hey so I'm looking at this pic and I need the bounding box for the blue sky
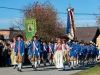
[0,0,100,29]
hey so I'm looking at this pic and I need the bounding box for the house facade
[0,28,23,41]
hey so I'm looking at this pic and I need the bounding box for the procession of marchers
[0,34,100,72]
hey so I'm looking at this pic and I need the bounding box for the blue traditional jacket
[14,40,25,56]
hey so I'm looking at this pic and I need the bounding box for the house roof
[76,27,99,43]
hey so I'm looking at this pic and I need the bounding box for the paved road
[0,62,99,75]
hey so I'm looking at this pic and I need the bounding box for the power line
[0,6,22,10]
[0,6,100,15]
[58,12,100,15]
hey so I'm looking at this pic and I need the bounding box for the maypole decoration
[66,7,76,40]
[24,18,37,41]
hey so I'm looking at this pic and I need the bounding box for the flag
[66,8,76,40]
[24,18,37,41]
[66,11,70,34]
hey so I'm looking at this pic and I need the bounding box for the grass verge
[72,65,100,75]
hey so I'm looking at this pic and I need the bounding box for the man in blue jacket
[70,40,77,69]
[78,42,86,65]
[91,43,97,63]
[75,40,80,66]
[14,35,25,72]
[47,41,54,65]
[42,41,48,66]
[30,36,41,70]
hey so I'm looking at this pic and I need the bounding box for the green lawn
[73,65,100,75]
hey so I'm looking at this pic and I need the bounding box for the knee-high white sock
[63,64,66,69]
[78,60,80,64]
[86,60,88,64]
[92,58,94,63]
[43,60,46,64]
[94,58,96,62]
[91,58,92,63]
[74,61,77,67]
[30,60,32,64]
[96,57,98,62]
[97,56,99,60]
[98,55,100,60]
[80,60,82,63]
[18,63,20,68]
[71,61,73,68]
[35,61,37,68]
[49,59,52,64]
[96,57,97,61]
[19,63,22,70]
[38,60,40,65]
[89,59,91,64]
[32,61,35,65]
[87,60,89,63]
[77,60,78,65]
[82,60,84,64]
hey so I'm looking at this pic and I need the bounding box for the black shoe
[86,63,88,65]
[19,69,22,72]
[37,64,40,67]
[63,68,66,71]
[13,66,16,69]
[32,65,35,69]
[21,66,23,69]
[49,62,52,66]
[44,64,46,66]
[68,62,71,68]
[74,66,76,67]
[34,67,37,70]
[32,65,33,68]
[82,63,84,65]
[71,67,73,69]
[17,68,19,71]
[50,64,52,66]
[13,65,17,69]
[58,68,62,71]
